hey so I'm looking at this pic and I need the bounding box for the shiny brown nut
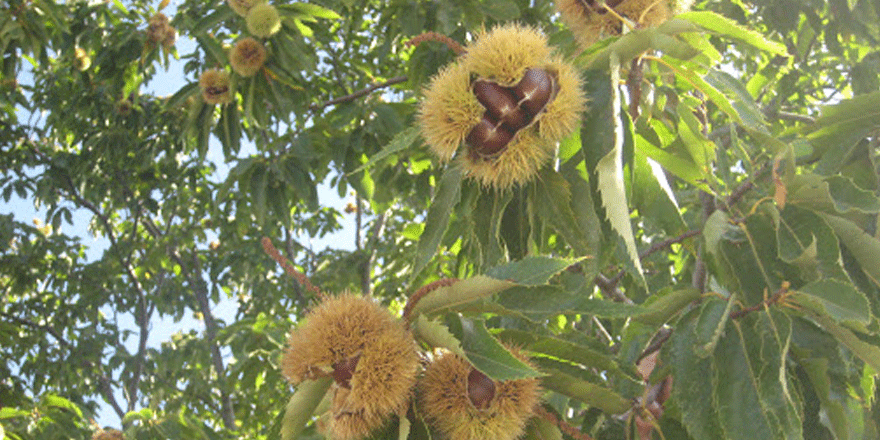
[466,117,514,157]
[472,80,529,130]
[513,68,554,117]
[467,368,496,409]
[331,354,360,389]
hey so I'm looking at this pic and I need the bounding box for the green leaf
[412,315,465,357]
[822,214,880,287]
[250,164,268,225]
[41,394,82,418]
[529,168,594,256]
[287,2,341,19]
[825,175,880,214]
[800,358,854,440]
[632,287,701,326]
[219,102,241,156]
[191,8,233,35]
[411,165,463,282]
[0,408,30,419]
[693,297,734,358]
[810,313,880,376]
[459,318,542,381]
[665,308,724,440]
[408,275,514,318]
[484,256,584,286]
[677,11,787,55]
[349,126,419,175]
[494,285,650,321]
[537,360,631,414]
[704,69,768,133]
[595,54,644,284]
[281,377,332,440]
[794,279,872,325]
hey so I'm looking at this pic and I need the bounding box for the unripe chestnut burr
[472,80,529,130]
[466,117,514,158]
[514,68,555,116]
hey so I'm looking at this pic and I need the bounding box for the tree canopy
[2,0,880,439]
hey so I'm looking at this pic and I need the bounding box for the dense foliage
[2,0,880,439]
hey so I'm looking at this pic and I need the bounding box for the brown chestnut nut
[467,368,496,409]
[466,117,514,157]
[514,68,554,117]
[472,80,528,130]
[332,354,361,389]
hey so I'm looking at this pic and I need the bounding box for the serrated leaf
[537,361,631,414]
[530,168,594,256]
[799,358,853,440]
[219,102,241,156]
[412,315,465,357]
[499,329,642,383]
[281,377,332,440]
[632,287,701,325]
[665,308,723,440]
[493,285,650,322]
[678,11,787,55]
[794,279,872,325]
[349,126,420,175]
[409,275,514,318]
[825,175,880,213]
[693,297,734,358]
[459,318,542,381]
[822,214,880,287]
[704,69,768,133]
[596,54,644,284]
[811,313,880,372]
[41,394,82,418]
[484,256,584,286]
[411,166,463,282]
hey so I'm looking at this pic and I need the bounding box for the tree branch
[309,76,407,111]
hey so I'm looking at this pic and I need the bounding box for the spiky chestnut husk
[418,24,585,189]
[230,37,267,77]
[556,0,695,49]
[91,428,123,440]
[198,69,233,105]
[147,13,176,48]
[419,350,541,440]
[246,3,281,38]
[281,293,419,440]
[227,0,264,17]
[74,47,91,71]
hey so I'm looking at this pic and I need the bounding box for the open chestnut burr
[466,68,559,159]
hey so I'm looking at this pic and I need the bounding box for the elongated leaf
[281,378,332,440]
[494,285,650,321]
[41,394,83,418]
[712,321,782,440]
[794,279,871,325]
[411,166,463,282]
[822,214,880,287]
[678,11,787,55]
[811,313,880,372]
[349,126,420,175]
[825,175,880,214]
[484,256,584,286]
[632,287,701,325]
[693,297,734,358]
[537,360,631,414]
[665,308,723,440]
[800,358,855,440]
[287,2,342,19]
[459,318,542,381]
[530,168,593,256]
[412,315,465,357]
[704,69,768,133]
[408,275,514,318]
[596,53,645,284]
[499,329,642,383]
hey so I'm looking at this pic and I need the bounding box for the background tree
[1,0,879,439]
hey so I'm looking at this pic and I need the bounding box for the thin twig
[405,32,466,55]
[606,229,701,286]
[309,76,408,111]
[730,282,790,319]
[626,57,643,120]
[261,237,322,296]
